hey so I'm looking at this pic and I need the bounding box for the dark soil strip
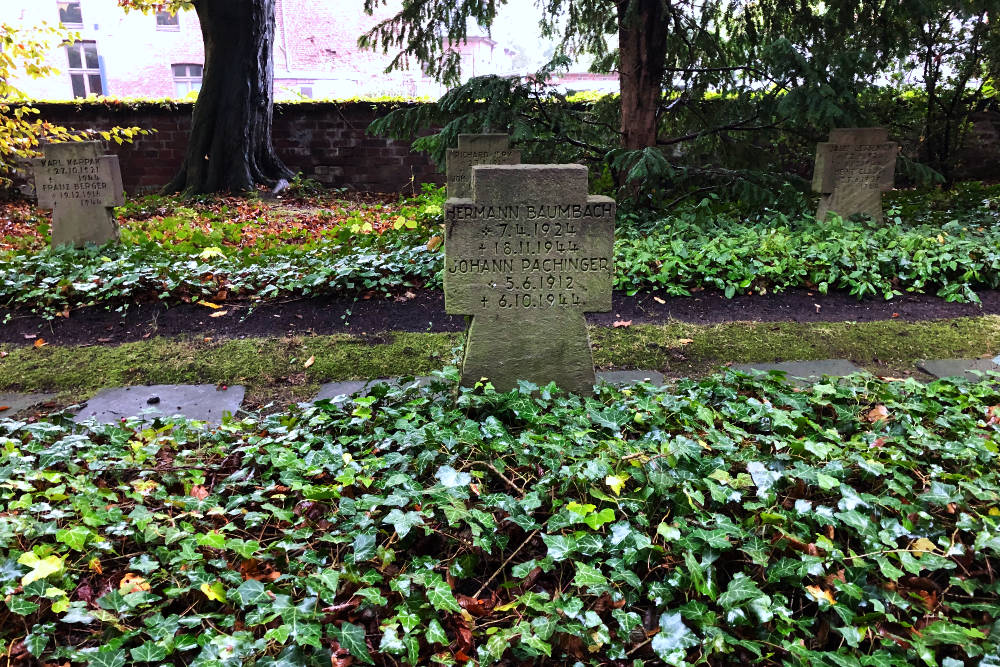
[3,288,999,347]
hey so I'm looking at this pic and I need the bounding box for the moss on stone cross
[33,141,124,247]
[813,128,898,223]
[444,164,615,395]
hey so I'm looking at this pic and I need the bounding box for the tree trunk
[165,0,293,195]
[617,0,669,150]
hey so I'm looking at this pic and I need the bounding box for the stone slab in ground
[0,392,58,417]
[73,384,245,425]
[596,370,665,386]
[733,360,865,383]
[916,358,1000,381]
[312,377,433,403]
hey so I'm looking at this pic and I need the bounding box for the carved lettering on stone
[445,134,521,199]
[813,128,897,223]
[32,141,124,247]
[445,164,614,395]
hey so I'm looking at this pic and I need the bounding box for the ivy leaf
[17,553,64,586]
[383,509,424,538]
[425,574,462,613]
[56,525,93,551]
[6,596,40,615]
[426,618,449,645]
[24,624,52,656]
[434,465,471,488]
[719,573,764,608]
[336,621,374,665]
[235,579,268,607]
[353,532,376,563]
[651,612,697,663]
[605,475,627,496]
[542,533,577,561]
[200,581,227,602]
[584,508,615,529]
[129,641,167,662]
[573,562,608,589]
[87,648,126,667]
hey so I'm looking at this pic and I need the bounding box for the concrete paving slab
[74,384,245,425]
[0,392,58,418]
[597,370,665,386]
[732,360,865,385]
[312,377,434,403]
[917,358,1000,382]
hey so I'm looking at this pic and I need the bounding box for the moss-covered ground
[3,315,999,410]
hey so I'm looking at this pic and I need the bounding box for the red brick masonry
[33,101,443,194]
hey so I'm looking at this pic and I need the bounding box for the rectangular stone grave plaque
[445,134,521,199]
[812,128,897,223]
[32,141,124,247]
[444,164,614,395]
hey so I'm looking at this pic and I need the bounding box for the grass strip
[3,316,999,404]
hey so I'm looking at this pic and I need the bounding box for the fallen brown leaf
[612,320,632,328]
[209,310,229,318]
[677,338,694,345]
[303,355,315,368]
[427,235,443,251]
[652,296,666,304]
[190,485,210,500]
[33,338,47,348]
[866,404,890,423]
[120,573,151,594]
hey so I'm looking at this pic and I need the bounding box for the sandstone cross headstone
[445,164,614,395]
[32,141,124,247]
[813,128,898,223]
[445,134,521,199]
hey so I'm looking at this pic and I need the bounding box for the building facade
[5,0,520,101]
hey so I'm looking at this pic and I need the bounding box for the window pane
[88,74,103,96]
[174,82,188,97]
[172,64,186,76]
[66,45,82,69]
[191,65,203,76]
[156,11,179,26]
[70,73,86,98]
[59,2,83,25]
[191,82,201,94]
[84,44,99,70]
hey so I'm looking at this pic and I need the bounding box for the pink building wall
[5,0,517,101]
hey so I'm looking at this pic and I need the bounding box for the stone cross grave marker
[445,164,615,395]
[813,127,898,223]
[32,141,124,247]
[445,133,521,199]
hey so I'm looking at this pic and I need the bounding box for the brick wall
[32,101,443,194]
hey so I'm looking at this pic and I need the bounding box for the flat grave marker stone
[445,134,521,199]
[32,141,124,247]
[74,384,245,426]
[813,128,897,223]
[917,358,1000,382]
[445,163,614,395]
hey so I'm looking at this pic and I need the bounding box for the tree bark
[617,0,669,150]
[165,0,293,195]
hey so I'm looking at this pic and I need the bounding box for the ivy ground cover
[2,370,999,665]
[6,183,1000,321]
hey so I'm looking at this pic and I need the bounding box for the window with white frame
[65,41,103,98]
[172,64,203,97]
[57,1,83,29]
[156,11,179,30]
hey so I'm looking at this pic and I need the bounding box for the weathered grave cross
[445,134,521,199]
[813,128,898,223]
[445,164,615,395]
[32,141,124,247]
